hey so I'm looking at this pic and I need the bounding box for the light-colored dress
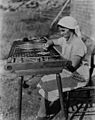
[37,35,89,102]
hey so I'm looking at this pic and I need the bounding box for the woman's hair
[70,29,76,35]
[57,25,75,34]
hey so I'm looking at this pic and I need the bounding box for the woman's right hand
[42,40,54,50]
[42,43,49,50]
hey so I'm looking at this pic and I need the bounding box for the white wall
[71,0,95,41]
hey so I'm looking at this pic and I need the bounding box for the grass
[0,1,95,120]
[0,9,51,59]
[0,3,70,120]
[0,2,70,59]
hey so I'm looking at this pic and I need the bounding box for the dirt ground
[0,0,95,120]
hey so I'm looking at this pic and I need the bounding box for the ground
[0,0,95,120]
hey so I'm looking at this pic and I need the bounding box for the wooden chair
[65,47,95,120]
[47,47,95,120]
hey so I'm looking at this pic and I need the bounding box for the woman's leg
[37,97,46,117]
[36,97,61,120]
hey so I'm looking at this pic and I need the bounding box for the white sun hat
[58,16,81,37]
[58,16,78,29]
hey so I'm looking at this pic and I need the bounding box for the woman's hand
[42,40,54,50]
[71,71,86,82]
[42,43,49,50]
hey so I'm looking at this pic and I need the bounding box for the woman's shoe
[35,116,48,120]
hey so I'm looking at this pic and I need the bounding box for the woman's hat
[58,16,81,37]
[58,16,78,29]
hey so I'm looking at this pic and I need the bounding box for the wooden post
[50,0,70,28]
[18,76,23,120]
[56,73,67,120]
[47,0,71,38]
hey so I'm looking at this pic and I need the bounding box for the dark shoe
[35,116,49,120]
[22,81,29,88]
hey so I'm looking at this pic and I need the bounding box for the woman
[36,16,89,120]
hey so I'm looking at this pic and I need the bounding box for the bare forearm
[46,40,54,46]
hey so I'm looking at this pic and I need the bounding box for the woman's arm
[44,37,65,49]
[67,55,82,72]
[46,40,54,46]
[71,55,82,70]
[43,40,54,50]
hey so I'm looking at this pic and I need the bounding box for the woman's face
[58,26,72,39]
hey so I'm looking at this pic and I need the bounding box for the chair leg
[70,103,84,120]
[79,103,88,120]
[56,73,67,119]
[65,91,70,120]
[18,76,23,120]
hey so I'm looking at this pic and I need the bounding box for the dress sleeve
[72,39,87,57]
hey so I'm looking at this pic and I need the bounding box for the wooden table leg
[18,76,23,120]
[56,73,67,120]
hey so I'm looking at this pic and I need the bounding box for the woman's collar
[66,34,74,44]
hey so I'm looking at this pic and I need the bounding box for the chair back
[89,47,95,85]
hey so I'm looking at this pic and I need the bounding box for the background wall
[71,0,95,41]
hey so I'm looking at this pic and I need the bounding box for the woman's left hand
[71,71,86,82]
